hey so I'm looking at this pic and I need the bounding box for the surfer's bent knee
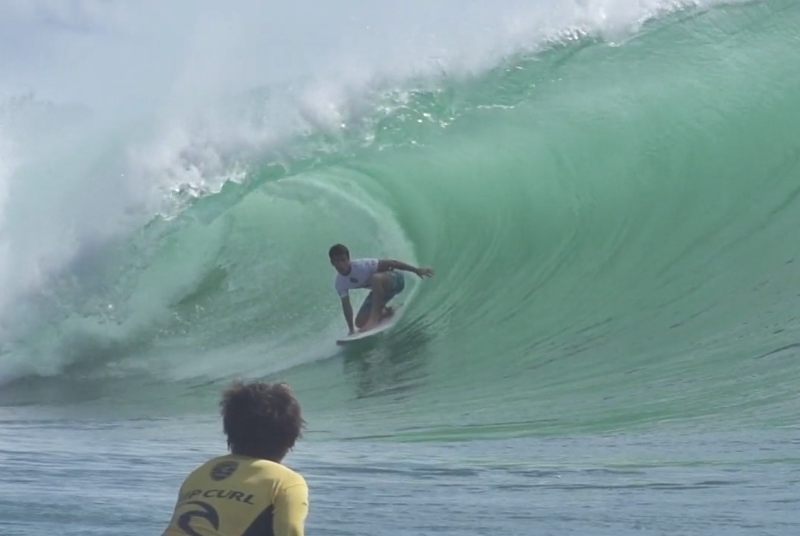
[371,272,391,294]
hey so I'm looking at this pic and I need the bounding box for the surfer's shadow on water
[339,321,435,400]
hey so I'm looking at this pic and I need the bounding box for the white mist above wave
[0,133,17,309]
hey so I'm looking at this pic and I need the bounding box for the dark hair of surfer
[328,243,349,259]
[220,381,305,462]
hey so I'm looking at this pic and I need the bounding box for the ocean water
[2,0,800,534]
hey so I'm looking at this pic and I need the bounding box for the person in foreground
[162,381,308,536]
[329,243,434,334]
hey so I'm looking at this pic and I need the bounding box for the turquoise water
[2,0,800,534]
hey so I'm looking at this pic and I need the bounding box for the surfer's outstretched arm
[340,296,355,334]
[377,259,435,278]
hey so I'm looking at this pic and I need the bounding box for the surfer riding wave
[328,244,434,334]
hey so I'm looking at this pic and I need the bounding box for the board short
[357,271,405,318]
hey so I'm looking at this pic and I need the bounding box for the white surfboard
[335,305,404,345]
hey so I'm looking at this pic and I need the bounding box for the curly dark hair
[220,381,305,462]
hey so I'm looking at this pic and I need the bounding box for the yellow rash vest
[162,455,309,536]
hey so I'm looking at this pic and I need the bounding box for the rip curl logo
[177,501,219,536]
[349,277,358,283]
[210,461,239,481]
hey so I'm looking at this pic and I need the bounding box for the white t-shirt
[335,258,379,298]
